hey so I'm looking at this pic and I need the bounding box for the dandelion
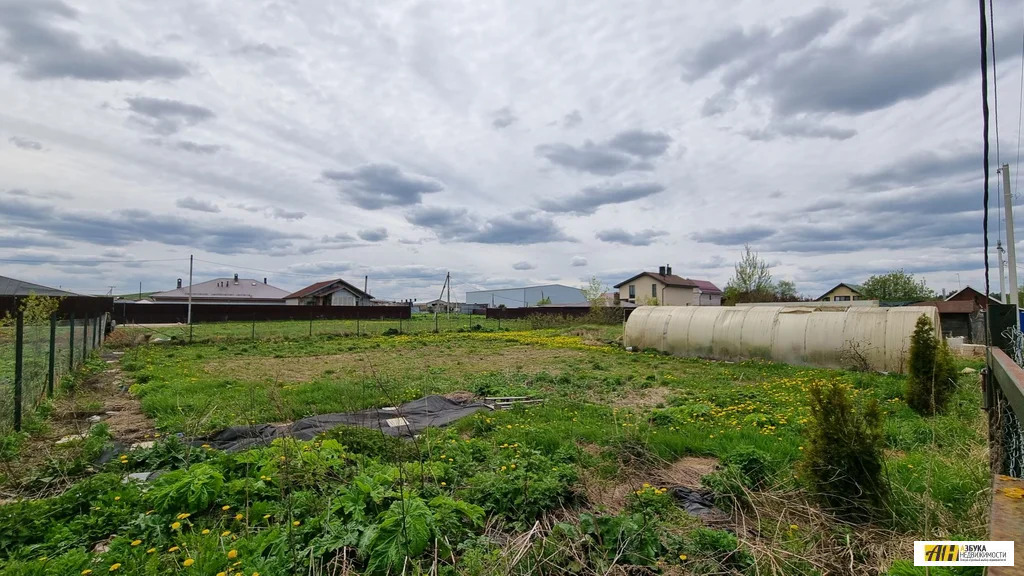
[82,570,93,575]
[679,554,687,561]
[293,520,301,526]
[146,548,156,554]
[201,529,210,535]
[262,514,271,519]
[221,531,231,536]
[177,513,191,520]
[234,513,243,521]
[222,505,231,511]
[217,573,227,576]
[183,558,194,567]
[500,466,507,471]
[227,550,238,559]
[169,546,180,552]
[789,524,799,530]
[130,539,142,546]
[109,564,121,572]
[114,497,121,501]
[440,482,447,486]
[171,522,182,530]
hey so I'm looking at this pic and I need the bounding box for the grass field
[0,323,990,575]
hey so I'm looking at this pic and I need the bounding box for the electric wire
[982,0,993,329]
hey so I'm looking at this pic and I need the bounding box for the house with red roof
[284,278,373,306]
[613,265,722,306]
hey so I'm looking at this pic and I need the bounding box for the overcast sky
[0,0,1019,300]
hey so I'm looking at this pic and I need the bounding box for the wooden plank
[990,474,1024,576]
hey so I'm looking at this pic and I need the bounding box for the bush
[906,315,958,415]
[800,381,886,519]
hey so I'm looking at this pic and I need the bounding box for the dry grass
[610,386,674,409]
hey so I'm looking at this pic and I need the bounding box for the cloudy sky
[0,0,1019,300]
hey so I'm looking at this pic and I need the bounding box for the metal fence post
[82,314,88,360]
[68,313,75,370]
[13,310,24,432]
[47,312,56,397]
[309,309,314,337]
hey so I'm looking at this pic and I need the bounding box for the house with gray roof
[150,274,290,304]
[0,275,77,297]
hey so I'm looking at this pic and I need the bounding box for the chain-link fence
[0,312,108,433]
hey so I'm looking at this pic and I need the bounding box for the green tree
[905,314,958,415]
[581,276,608,307]
[799,381,886,519]
[536,296,552,306]
[723,245,799,304]
[861,269,934,301]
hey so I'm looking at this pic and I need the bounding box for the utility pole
[363,275,368,304]
[187,254,193,325]
[999,242,1008,303]
[1004,164,1018,306]
[446,272,451,320]
[138,281,142,300]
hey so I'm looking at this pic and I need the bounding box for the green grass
[0,324,992,575]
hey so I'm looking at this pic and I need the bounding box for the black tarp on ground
[196,395,492,452]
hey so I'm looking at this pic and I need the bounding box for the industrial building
[465,284,586,308]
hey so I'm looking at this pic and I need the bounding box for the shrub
[146,462,225,514]
[799,381,886,519]
[906,315,958,415]
[723,446,774,489]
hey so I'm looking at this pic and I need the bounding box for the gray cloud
[175,196,220,213]
[571,256,588,267]
[358,227,388,242]
[536,129,673,175]
[595,228,668,246]
[145,138,222,154]
[9,136,43,150]
[512,261,536,270]
[692,225,774,245]
[849,149,979,190]
[701,95,737,117]
[492,106,517,129]
[684,7,1001,119]
[287,261,353,276]
[323,163,444,209]
[742,117,856,141]
[126,97,215,135]
[538,181,665,214]
[562,110,583,128]
[607,130,673,158]
[0,1,189,82]
[0,234,67,249]
[270,207,306,221]
[233,43,295,58]
[406,207,573,244]
[2,197,301,254]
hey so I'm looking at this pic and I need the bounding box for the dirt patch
[609,386,673,409]
[582,455,720,515]
[204,346,586,383]
[443,391,479,403]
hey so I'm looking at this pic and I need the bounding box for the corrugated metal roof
[285,279,372,300]
[151,278,290,301]
[614,272,719,291]
[0,275,78,296]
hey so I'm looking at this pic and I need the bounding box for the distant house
[614,266,722,306]
[284,278,373,306]
[0,275,77,297]
[944,286,1001,309]
[913,286,998,343]
[465,284,586,308]
[151,274,290,304]
[817,283,867,302]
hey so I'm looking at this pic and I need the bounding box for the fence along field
[1,296,109,432]
[0,305,991,575]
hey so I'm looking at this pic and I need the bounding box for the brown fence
[0,295,113,318]
[485,306,635,320]
[113,302,411,324]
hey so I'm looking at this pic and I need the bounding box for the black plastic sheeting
[669,486,718,518]
[195,395,492,452]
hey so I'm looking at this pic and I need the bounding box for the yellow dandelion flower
[222,505,231,511]
[183,558,194,567]
[679,554,687,561]
[146,548,156,554]
[82,570,93,575]
[293,520,301,526]
[440,482,447,486]
[201,529,210,535]
[221,530,231,536]
[227,549,238,559]
[217,573,227,576]
[234,513,243,521]
[169,546,180,552]
[109,564,121,572]
[262,514,271,519]
[114,497,121,501]
[789,524,799,530]
[130,539,142,546]
[170,522,181,530]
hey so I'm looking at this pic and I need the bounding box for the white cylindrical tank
[623,305,940,373]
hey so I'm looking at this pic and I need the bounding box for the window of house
[652,284,658,298]
[834,295,851,301]
[628,284,635,298]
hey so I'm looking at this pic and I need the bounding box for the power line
[192,258,338,278]
[1015,0,1024,202]
[982,0,992,313]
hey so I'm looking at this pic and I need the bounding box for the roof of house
[152,278,290,300]
[0,275,78,297]
[613,272,721,293]
[816,283,866,300]
[465,284,584,293]
[284,278,372,300]
[913,300,977,314]
[945,286,1001,304]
